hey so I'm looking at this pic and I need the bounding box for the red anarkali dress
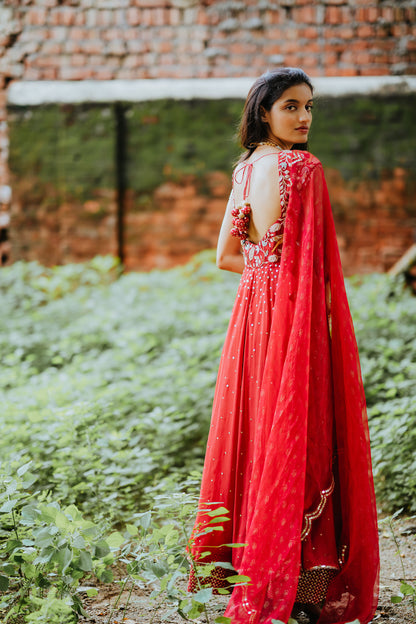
[188,151,379,624]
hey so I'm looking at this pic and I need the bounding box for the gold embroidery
[338,544,348,567]
[301,475,335,540]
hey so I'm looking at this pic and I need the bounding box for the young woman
[188,68,379,624]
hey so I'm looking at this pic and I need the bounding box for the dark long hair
[238,68,314,163]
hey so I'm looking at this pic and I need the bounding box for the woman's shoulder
[281,149,322,170]
[232,150,323,180]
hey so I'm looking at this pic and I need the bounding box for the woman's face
[262,83,313,149]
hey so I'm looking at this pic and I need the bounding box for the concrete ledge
[7,76,416,106]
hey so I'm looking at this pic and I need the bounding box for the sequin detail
[295,567,339,604]
[301,475,335,540]
[234,151,305,269]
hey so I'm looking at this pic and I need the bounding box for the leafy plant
[0,462,115,623]
[106,483,246,623]
[379,509,416,618]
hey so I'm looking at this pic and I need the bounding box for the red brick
[25,7,48,26]
[381,7,394,22]
[302,55,318,69]
[367,7,380,22]
[337,67,359,77]
[69,27,88,40]
[159,53,175,66]
[133,0,165,6]
[392,24,410,37]
[360,66,390,76]
[354,51,373,65]
[51,7,76,26]
[357,25,375,38]
[60,66,94,79]
[299,26,319,38]
[41,41,62,55]
[102,28,122,41]
[169,7,181,26]
[71,53,88,67]
[293,5,317,24]
[405,7,416,22]
[74,12,86,26]
[264,9,280,25]
[325,6,341,25]
[84,40,105,55]
[126,7,141,26]
[97,10,113,27]
[304,41,320,53]
[40,67,58,79]
[141,9,153,26]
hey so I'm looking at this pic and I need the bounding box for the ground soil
[79,512,416,624]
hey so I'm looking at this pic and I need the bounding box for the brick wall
[1,0,416,271]
[7,96,416,275]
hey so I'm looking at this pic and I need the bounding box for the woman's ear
[260,105,269,124]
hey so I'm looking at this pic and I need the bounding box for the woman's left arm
[216,192,245,274]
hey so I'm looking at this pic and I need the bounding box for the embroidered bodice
[232,151,306,269]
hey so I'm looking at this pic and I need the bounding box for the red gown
[188,151,379,624]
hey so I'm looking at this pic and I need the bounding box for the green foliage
[345,274,416,512]
[8,100,242,202]
[0,254,415,621]
[311,95,416,181]
[0,252,239,524]
[1,255,415,526]
[108,487,244,623]
[8,105,115,202]
[0,462,114,623]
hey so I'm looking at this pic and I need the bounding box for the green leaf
[78,550,93,572]
[93,540,110,558]
[391,594,404,603]
[192,587,213,603]
[126,523,139,536]
[72,534,86,549]
[97,568,113,583]
[215,617,232,624]
[216,588,231,595]
[86,587,99,597]
[21,563,36,579]
[206,506,229,518]
[139,511,152,530]
[17,461,33,477]
[400,581,415,595]
[54,546,73,573]
[33,528,55,548]
[106,531,125,549]
[223,543,248,548]
[0,575,9,591]
[226,574,251,584]
[209,516,230,524]
[0,499,17,514]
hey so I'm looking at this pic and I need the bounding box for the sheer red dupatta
[223,154,380,624]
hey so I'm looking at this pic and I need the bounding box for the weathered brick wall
[1,0,416,272]
[7,96,416,275]
[1,0,415,86]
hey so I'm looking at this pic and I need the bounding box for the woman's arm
[216,192,245,274]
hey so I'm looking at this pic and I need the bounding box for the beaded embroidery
[231,151,306,269]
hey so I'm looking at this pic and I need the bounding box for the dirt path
[79,513,416,624]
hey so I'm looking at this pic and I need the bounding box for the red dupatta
[221,154,379,623]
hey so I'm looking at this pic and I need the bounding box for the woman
[188,68,379,624]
